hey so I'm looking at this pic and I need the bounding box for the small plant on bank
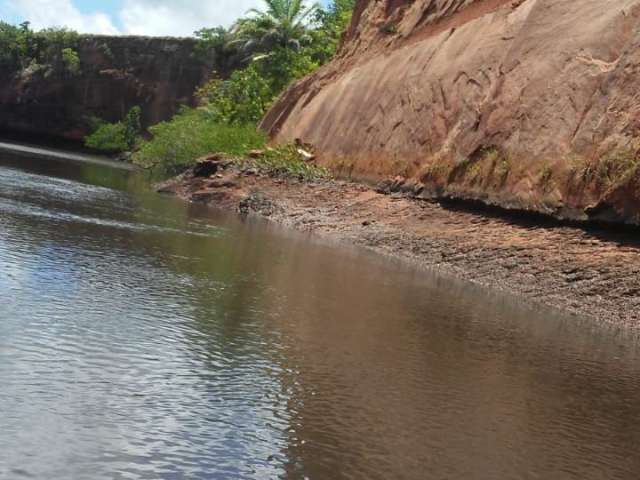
[594,149,639,189]
[539,163,553,187]
[250,144,330,180]
[132,108,267,175]
[85,106,142,153]
[494,157,511,185]
[572,148,639,190]
[85,122,129,152]
[421,157,453,183]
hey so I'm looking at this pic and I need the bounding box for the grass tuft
[245,145,331,180]
[571,148,639,190]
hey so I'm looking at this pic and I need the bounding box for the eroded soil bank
[159,159,640,328]
[262,0,640,226]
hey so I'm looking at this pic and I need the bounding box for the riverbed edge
[157,158,640,329]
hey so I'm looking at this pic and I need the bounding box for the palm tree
[230,0,320,60]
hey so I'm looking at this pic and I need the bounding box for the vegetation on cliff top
[0,22,80,77]
[128,0,354,176]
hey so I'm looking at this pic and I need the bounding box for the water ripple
[1,159,640,480]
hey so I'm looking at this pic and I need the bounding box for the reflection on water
[1,149,639,480]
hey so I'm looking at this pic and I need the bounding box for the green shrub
[0,22,80,76]
[123,106,142,147]
[85,106,142,153]
[132,108,266,174]
[197,66,273,124]
[574,149,640,189]
[196,47,318,126]
[61,47,80,74]
[132,0,356,177]
[307,0,355,64]
[34,27,79,74]
[194,26,238,72]
[0,22,30,70]
[85,122,129,152]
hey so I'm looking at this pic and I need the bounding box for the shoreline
[0,140,135,170]
[159,158,640,328]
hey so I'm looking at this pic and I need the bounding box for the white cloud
[4,0,119,34]
[3,0,317,37]
[119,0,263,37]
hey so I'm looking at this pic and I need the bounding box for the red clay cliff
[262,0,640,225]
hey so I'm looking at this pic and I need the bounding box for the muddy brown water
[1,146,640,480]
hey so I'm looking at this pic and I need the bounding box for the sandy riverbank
[159,158,640,328]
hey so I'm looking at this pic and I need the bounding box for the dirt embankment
[261,0,640,226]
[159,158,640,328]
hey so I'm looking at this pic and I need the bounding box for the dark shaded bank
[159,159,640,327]
[0,35,210,142]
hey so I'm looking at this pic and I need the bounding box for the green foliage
[258,46,319,92]
[61,47,80,74]
[194,26,239,72]
[98,42,114,61]
[138,0,355,176]
[198,67,273,124]
[569,149,640,190]
[123,106,142,148]
[192,0,353,126]
[0,22,31,70]
[132,108,267,174]
[195,27,229,55]
[231,0,320,60]
[85,122,130,153]
[34,27,79,67]
[85,107,142,153]
[495,157,511,185]
[0,22,80,76]
[196,46,319,124]
[306,0,355,64]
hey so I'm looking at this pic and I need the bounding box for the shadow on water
[1,149,640,479]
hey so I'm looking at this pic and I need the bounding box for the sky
[0,0,304,37]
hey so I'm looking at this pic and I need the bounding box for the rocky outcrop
[262,0,640,225]
[0,35,209,142]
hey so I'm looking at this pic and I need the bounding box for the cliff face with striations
[263,0,640,225]
[0,35,209,142]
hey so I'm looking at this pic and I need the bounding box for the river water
[1,147,639,480]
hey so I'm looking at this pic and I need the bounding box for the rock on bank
[262,0,640,225]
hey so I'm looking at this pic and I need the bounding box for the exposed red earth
[262,0,640,225]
